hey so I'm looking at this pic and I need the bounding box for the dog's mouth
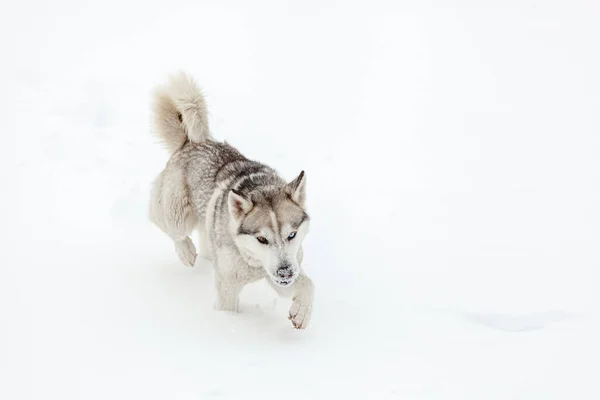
[271,275,297,287]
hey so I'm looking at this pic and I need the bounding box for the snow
[2,0,600,398]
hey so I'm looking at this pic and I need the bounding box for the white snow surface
[2,0,600,399]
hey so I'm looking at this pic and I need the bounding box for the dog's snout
[276,266,293,279]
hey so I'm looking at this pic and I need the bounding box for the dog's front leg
[214,272,243,312]
[269,273,314,329]
[214,253,265,312]
[288,274,314,329]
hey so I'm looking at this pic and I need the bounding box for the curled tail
[152,72,212,153]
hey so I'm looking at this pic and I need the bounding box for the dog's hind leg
[149,168,198,267]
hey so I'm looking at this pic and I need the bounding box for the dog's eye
[256,236,269,245]
[288,231,297,240]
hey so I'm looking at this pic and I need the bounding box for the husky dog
[148,73,313,329]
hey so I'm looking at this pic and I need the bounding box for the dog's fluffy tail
[152,72,211,153]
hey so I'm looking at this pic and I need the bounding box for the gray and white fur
[149,72,313,329]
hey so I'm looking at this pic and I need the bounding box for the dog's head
[228,171,309,287]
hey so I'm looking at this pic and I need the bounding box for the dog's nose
[276,267,293,279]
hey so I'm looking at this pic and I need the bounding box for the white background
[1,0,599,398]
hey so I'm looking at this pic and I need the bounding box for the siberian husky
[148,73,313,329]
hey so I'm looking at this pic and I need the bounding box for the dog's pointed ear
[228,189,253,220]
[285,170,306,207]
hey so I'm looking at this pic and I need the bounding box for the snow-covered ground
[2,1,599,398]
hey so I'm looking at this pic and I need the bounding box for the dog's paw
[175,237,197,267]
[289,296,312,329]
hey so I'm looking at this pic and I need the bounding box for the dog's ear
[285,170,306,207]
[228,189,253,220]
